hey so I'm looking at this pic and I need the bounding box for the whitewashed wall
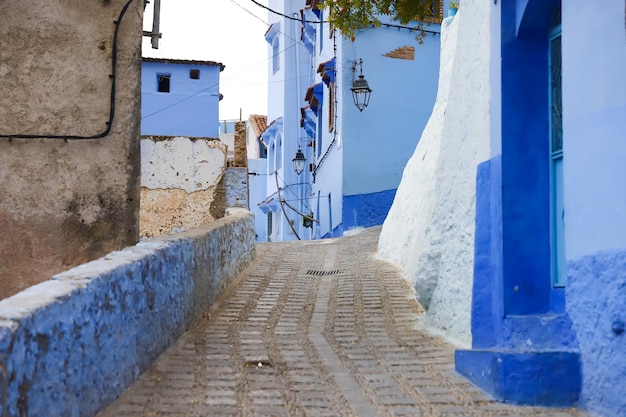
[377,0,492,346]
[140,136,227,237]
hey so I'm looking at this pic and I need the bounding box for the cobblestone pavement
[98,227,589,417]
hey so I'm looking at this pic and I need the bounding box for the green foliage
[319,0,439,41]
[449,0,459,9]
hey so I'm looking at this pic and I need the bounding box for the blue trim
[456,1,581,407]
[313,83,323,114]
[455,350,580,406]
[470,158,503,349]
[302,107,317,137]
[320,59,335,86]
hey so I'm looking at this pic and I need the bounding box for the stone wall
[233,121,248,168]
[0,0,143,299]
[140,136,227,238]
[0,210,255,417]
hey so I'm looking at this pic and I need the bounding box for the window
[272,38,280,74]
[276,135,283,171]
[189,69,200,79]
[266,212,273,242]
[157,74,170,93]
[549,8,564,287]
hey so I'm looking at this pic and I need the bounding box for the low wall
[0,209,255,417]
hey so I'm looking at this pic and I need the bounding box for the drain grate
[243,360,273,368]
[305,269,346,276]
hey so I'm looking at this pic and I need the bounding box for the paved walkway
[98,227,588,417]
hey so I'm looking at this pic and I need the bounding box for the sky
[142,0,270,121]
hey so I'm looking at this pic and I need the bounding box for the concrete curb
[0,209,255,417]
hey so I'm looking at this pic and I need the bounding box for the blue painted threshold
[455,349,581,407]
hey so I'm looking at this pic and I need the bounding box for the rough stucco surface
[0,210,256,417]
[0,0,143,300]
[140,136,227,237]
[377,0,491,347]
[567,249,626,417]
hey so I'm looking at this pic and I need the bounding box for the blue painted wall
[141,58,223,138]
[259,1,313,242]
[0,213,255,417]
[262,2,443,240]
[342,189,396,231]
[560,2,626,416]
[457,1,626,415]
[248,158,268,242]
[309,14,441,236]
[341,22,441,197]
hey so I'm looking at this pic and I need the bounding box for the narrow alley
[97,227,588,417]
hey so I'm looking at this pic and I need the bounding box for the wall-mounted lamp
[351,59,372,112]
[292,147,306,175]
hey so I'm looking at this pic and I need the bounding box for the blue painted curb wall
[342,190,397,232]
[0,210,256,417]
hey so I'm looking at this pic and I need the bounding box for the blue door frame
[454,0,580,406]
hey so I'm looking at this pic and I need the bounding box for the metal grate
[305,269,346,276]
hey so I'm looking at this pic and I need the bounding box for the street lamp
[292,147,306,175]
[351,59,372,112]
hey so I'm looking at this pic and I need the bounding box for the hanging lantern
[292,148,306,175]
[351,59,372,112]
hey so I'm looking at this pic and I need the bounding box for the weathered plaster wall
[140,136,227,237]
[224,168,249,209]
[0,210,255,417]
[377,0,491,346]
[0,0,143,299]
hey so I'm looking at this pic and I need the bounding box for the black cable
[249,0,328,23]
[378,21,440,36]
[249,0,441,35]
[0,0,135,140]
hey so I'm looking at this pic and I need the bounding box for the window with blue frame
[549,7,564,287]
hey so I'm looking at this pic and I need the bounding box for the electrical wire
[0,0,136,140]
[141,42,297,120]
[249,0,441,34]
[143,0,333,120]
[249,0,329,23]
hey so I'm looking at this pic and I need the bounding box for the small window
[272,38,280,74]
[266,213,273,242]
[189,69,200,79]
[157,74,171,93]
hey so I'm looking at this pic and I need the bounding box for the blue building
[245,115,269,242]
[259,0,447,241]
[455,1,626,416]
[141,58,224,137]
